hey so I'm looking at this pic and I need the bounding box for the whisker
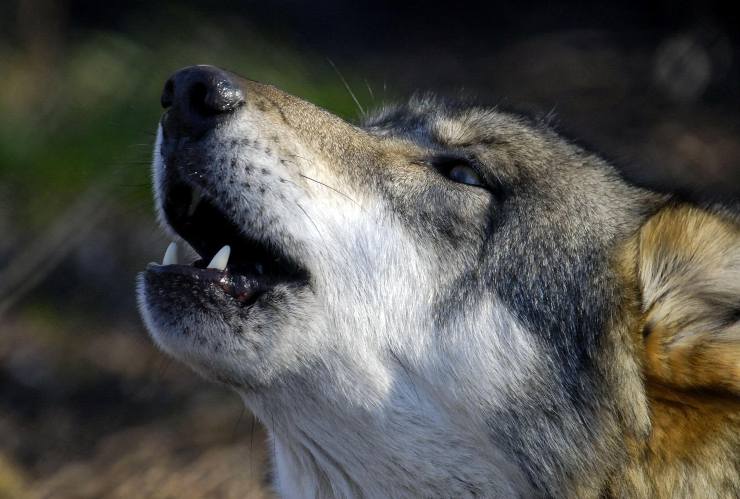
[364,78,375,102]
[327,58,365,116]
[232,406,246,440]
[294,200,326,244]
[250,413,257,450]
[389,350,420,402]
[249,413,258,477]
[298,174,363,210]
[272,415,277,461]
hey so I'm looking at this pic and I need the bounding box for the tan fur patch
[609,205,740,497]
[638,205,740,394]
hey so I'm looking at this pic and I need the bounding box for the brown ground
[0,315,273,498]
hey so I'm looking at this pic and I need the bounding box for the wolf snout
[160,65,245,138]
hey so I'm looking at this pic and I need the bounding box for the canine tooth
[162,242,179,265]
[207,245,231,270]
[255,263,264,275]
[187,185,204,216]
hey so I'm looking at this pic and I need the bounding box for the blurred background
[0,1,738,497]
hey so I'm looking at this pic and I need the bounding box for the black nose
[160,65,245,137]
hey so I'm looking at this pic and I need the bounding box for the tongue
[217,272,264,304]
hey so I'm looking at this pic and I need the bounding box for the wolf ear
[636,205,740,395]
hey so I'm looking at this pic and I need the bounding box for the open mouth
[150,172,308,306]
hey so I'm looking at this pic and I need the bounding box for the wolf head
[138,66,739,497]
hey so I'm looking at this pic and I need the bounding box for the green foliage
[0,9,373,228]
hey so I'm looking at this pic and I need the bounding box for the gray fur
[138,73,665,497]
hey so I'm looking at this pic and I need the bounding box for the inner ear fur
[636,204,739,395]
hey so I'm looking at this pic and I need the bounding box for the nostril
[188,81,214,117]
[161,79,174,109]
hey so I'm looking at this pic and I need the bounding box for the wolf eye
[447,165,483,187]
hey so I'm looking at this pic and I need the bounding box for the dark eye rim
[430,155,489,190]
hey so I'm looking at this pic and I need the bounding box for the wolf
[137,65,739,498]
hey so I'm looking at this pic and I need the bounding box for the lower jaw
[146,262,268,305]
